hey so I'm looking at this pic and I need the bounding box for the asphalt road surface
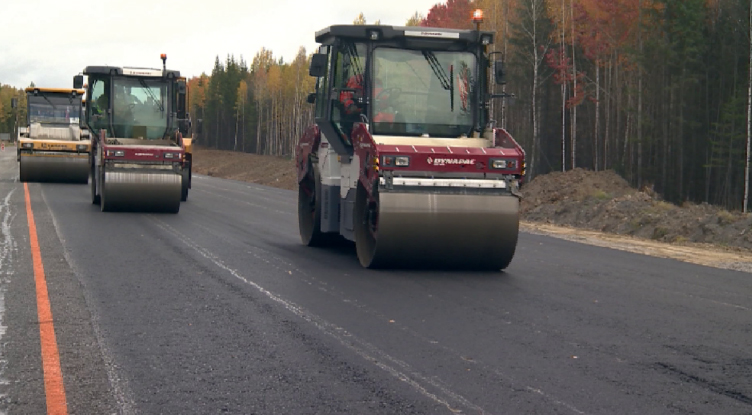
[2,148,751,414]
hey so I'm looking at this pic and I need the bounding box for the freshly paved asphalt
[1,148,750,414]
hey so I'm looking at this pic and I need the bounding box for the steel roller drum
[357,192,519,270]
[19,154,89,183]
[101,170,181,213]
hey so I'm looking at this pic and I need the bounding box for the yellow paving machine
[17,87,90,183]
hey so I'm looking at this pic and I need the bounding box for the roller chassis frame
[296,23,527,269]
[296,123,525,270]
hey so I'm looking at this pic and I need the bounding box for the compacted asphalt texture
[1,149,751,414]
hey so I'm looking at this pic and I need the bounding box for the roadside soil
[193,146,752,273]
[192,147,298,190]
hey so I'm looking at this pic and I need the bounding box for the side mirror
[196,119,203,134]
[177,96,187,119]
[309,53,328,77]
[73,75,84,89]
[494,60,506,85]
[10,98,17,109]
[307,92,316,104]
[178,119,191,135]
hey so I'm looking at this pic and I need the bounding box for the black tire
[298,169,336,246]
[354,183,380,268]
[99,167,109,212]
[19,158,28,183]
[91,162,100,205]
[181,180,189,201]
[180,166,190,201]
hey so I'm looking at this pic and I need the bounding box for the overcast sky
[1,0,440,89]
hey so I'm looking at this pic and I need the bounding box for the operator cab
[308,25,499,155]
[25,88,84,134]
[77,65,180,142]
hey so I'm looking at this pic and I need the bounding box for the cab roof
[83,66,180,78]
[25,87,85,95]
[315,25,494,46]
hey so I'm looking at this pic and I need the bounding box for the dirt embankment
[192,146,752,272]
[192,147,298,190]
[521,168,752,251]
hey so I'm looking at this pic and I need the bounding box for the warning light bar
[472,9,483,23]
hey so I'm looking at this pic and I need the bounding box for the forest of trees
[189,0,752,211]
[2,0,750,211]
[189,48,316,157]
[0,85,26,138]
[475,0,752,211]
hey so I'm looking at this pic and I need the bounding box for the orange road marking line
[23,183,68,415]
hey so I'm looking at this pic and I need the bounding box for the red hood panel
[103,144,183,162]
[375,144,520,157]
[374,144,523,173]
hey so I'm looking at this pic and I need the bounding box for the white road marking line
[245,247,588,415]
[152,218,489,415]
[157,207,589,415]
[0,188,17,413]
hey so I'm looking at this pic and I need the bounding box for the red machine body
[296,22,524,269]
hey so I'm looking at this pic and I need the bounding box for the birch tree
[511,0,553,177]
[745,0,751,212]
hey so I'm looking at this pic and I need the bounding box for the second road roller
[76,54,187,213]
[295,11,526,270]
[17,87,90,183]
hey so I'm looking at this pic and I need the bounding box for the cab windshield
[112,77,171,140]
[372,48,476,138]
[27,93,82,126]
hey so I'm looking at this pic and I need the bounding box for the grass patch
[650,201,675,213]
[591,190,611,200]
[652,227,668,240]
[717,210,736,225]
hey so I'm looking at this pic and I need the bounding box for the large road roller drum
[354,184,519,270]
[19,153,89,183]
[98,168,181,213]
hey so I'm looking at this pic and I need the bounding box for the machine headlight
[21,142,33,149]
[382,155,410,167]
[76,144,88,151]
[106,150,125,157]
[163,152,181,159]
[491,159,516,169]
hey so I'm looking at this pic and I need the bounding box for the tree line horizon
[2,0,751,211]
